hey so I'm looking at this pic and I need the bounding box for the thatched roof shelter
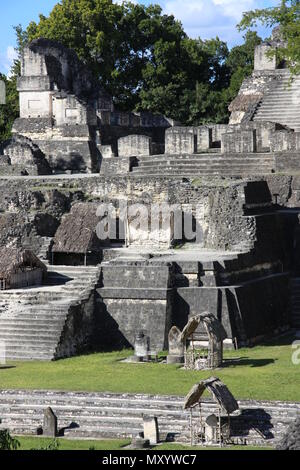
[183,377,239,415]
[179,315,201,343]
[52,203,103,254]
[0,247,47,280]
[179,313,227,343]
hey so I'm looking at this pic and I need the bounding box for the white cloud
[162,0,278,45]
[0,46,18,76]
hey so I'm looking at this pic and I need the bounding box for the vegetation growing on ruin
[239,0,300,75]
[0,334,298,402]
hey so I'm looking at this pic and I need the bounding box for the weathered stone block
[222,129,256,153]
[126,208,175,248]
[118,134,152,157]
[143,416,159,445]
[165,127,196,154]
[167,325,184,364]
[270,131,300,153]
[196,126,212,152]
[134,331,150,359]
[254,44,276,71]
[43,407,58,437]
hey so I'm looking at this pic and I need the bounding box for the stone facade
[1,30,300,359]
[14,38,101,173]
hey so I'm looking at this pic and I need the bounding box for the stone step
[136,160,274,168]
[0,390,297,444]
[130,169,272,177]
[256,102,300,108]
[135,166,274,174]
[0,332,60,341]
[46,265,99,273]
[0,322,65,332]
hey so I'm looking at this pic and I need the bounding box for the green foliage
[30,438,60,451]
[17,0,259,125]
[0,62,20,142]
[0,0,265,140]
[0,429,20,450]
[238,0,300,74]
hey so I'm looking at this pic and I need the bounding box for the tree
[19,0,231,124]
[0,0,266,141]
[226,31,262,100]
[21,0,187,111]
[238,0,300,74]
[0,61,20,142]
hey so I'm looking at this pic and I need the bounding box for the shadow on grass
[223,357,276,368]
[0,365,16,370]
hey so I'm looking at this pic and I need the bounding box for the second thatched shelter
[183,377,239,446]
[0,247,47,290]
[52,203,106,265]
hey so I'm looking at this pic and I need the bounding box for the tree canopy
[239,0,300,74]
[0,0,264,141]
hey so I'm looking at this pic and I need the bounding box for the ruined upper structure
[13,38,101,173]
[0,38,176,175]
[229,28,300,131]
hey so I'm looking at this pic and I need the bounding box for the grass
[15,436,271,451]
[0,334,299,401]
[15,436,130,451]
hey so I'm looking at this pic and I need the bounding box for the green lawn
[0,334,299,401]
[15,436,271,451]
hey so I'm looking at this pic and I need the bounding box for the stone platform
[0,389,298,447]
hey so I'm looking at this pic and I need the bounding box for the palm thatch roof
[179,313,227,343]
[183,377,239,415]
[52,203,103,254]
[200,312,227,342]
[0,247,47,280]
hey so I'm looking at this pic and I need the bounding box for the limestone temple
[0,31,299,364]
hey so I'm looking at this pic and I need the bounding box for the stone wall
[118,135,152,157]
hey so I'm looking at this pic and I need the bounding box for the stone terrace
[0,389,298,447]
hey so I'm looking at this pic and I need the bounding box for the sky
[0,0,280,75]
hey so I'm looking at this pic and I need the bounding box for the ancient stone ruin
[0,30,299,361]
[183,377,239,446]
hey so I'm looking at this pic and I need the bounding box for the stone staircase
[0,390,299,446]
[130,153,275,177]
[0,265,100,361]
[37,237,53,261]
[253,72,300,132]
[290,278,300,329]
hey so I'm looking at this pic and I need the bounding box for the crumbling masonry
[0,31,299,360]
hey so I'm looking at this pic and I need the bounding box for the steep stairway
[0,390,298,446]
[253,72,300,131]
[130,153,275,177]
[0,265,100,361]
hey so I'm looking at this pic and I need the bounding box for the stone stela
[43,407,58,438]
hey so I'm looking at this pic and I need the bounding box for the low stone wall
[271,131,300,153]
